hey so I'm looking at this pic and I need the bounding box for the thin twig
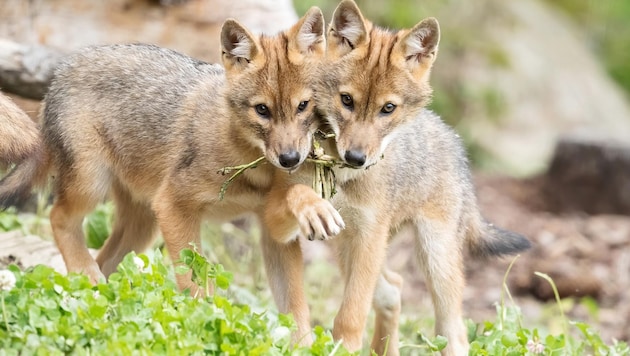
[217,156,267,200]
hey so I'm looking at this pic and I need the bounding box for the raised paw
[296,198,345,241]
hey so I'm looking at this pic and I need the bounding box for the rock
[0,39,63,100]
[0,0,298,99]
[432,0,630,175]
[541,137,630,215]
[0,0,297,64]
[0,232,67,273]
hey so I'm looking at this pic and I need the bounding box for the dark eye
[340,94,354,109]
[380,102,396,114]
[297,100,309,112]
[255,104,270,118]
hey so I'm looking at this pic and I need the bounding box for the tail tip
[473,224,532,258]
[0,190,30,211]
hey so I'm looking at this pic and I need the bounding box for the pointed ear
[221,19,260,72]
[327,0,368,58]
[288,7,326,63]
[399,17,440,80]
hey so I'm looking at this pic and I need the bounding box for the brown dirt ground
[388,173,630,344]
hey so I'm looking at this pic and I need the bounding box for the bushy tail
[468,219,531,259]
[0,97,50,209]
[0,147,50,209]
[0,93,41,170]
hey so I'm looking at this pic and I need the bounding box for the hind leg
[371,267,403,356]
[96,181,157,276]
[414,218,468,356]
[50,171,106,283]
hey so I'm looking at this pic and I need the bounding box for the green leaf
[215,271,233,290]
[433,335,448,351]
[0,209,22,232]
[501,332,519,347]
[84,204,112,249]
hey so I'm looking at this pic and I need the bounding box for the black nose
[279,150,301,168]
[344,150,366,167]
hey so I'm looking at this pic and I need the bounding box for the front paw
[296,199,345,241]
[68,262,105,285]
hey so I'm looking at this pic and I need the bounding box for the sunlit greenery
[543,0,630,95]
[2,207,629,354]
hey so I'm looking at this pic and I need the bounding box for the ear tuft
[296,7,325,55]
[403,17,440,63]
[329,0,367,55]
[221,19,258,69]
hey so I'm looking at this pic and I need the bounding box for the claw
[294,197,345,242]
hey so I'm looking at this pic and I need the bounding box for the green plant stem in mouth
[217,132,351,201]
[313,159,336,200]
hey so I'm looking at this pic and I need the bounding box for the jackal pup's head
[220,8,325,170]
[317,0,440,168]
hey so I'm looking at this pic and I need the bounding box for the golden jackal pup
[0,8,335,300]
[263,1,530,355]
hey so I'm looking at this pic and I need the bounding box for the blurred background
[1,0,629,347]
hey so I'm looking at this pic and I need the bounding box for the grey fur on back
[43,44,224,193]
[45,44,222,151]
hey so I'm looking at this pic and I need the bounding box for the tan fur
[265,177,344,243]
[263,171,344,343]
[262,1,529,355]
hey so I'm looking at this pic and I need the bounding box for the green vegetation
[84,204,113,249]
[0,250,349,355]
[1,207,628,354]
[1,248,628,354]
